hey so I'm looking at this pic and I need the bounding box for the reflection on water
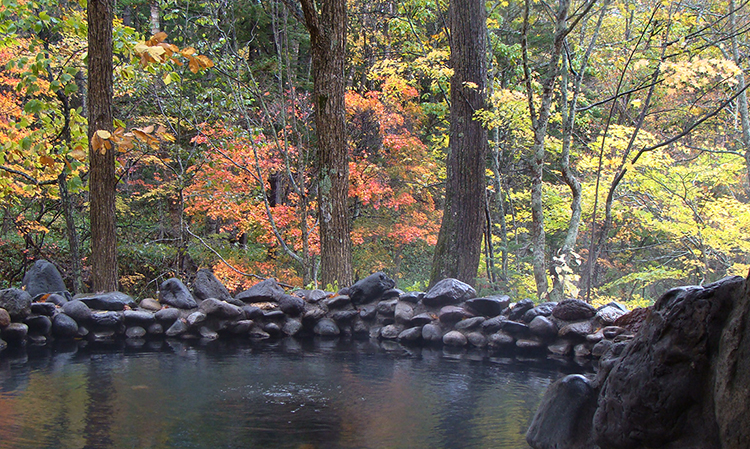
[0,339,587,449]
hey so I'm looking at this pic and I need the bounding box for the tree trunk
[429,0,488,287]
[522,0,571,298]
[88,0,118,292]
[150,0,160,36]
[59,171,82,294]
[730,0,750,196]
[299,0,353,288]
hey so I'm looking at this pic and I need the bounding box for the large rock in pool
[159,278,198,309]
[423,278,476,307]
[22,259,67,297]
[593,277,743,449]
[526,374,598,449]
[348,272,396,305]
[528,275,750,449]
[192,268,232,302]
[0,289,32,321]
[52,313,79,338]
[235,278,284,303]
[78,291,137,311]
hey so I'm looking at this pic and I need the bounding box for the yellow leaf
[180,47,196,57]
[163,72,172,85]
[96,129,112,139]
[188,57,200,73]
[148,31,168,45]
[196,55,214,69]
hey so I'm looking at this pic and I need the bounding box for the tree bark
[299,0,353,288]
[88,0,118,292]
[429,0,488,287]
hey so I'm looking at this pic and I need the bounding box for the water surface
[0,339,584,449]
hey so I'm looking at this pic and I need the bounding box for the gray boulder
[159,278,198,309]
[465,295,510,317]
[2,322,28,343]
[22,259,67,297]
[52,313,79,338]
[508,298,535,321]
[278,294,305,317]
[313,318,340,336]
[529,315,558,339]
[526,374,598,449]
[192,268,232,302]
[443,330,467,347]
[123,310,156,326]
[78,291,136,311]
[235,278,284,303]
[199,298,243,319]
[0,289,32,321]
[593,278,743,449]
[423,278,476,307]
[62,300,92,323]
[552,299,596,321]
[25,315,52,335]
[349,272,396,305]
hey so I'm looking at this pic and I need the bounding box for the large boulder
[465,295,510,317]
[62,300,92,323]
[198,298,243,319]
[422,278,476,307]
[348,272,396,305]
[552,298,596,321]
[0,289,32,321]
[22,259,67,297]
[278,294,305,317]
[159,278,198,309]
[52,313,79,338]
[192,268,232,302]
[77,291,137,311]
[593,278,741,449]
[526,374,598,449]
[235,278,284,303]
[528,275,750,449]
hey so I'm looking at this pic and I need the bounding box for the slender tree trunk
[429,0,488,287]
[522,0,571,298]
[299,0,353,288]
[150,0,161,36]
[730,0,750,196]
[551,1,607,300]
[59,171,82,294]
[88,0,118,292]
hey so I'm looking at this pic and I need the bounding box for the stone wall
[1,261,640,360]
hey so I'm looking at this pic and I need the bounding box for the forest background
[1,0,749,308]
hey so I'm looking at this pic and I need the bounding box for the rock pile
[0,260,638,358]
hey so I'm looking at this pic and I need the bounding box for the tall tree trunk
[551,1,608,300]
[730,0,750,196]
[88,0,118,292]
[429,0,488,287]
[299,0,353,288]
[522,0,572,298]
